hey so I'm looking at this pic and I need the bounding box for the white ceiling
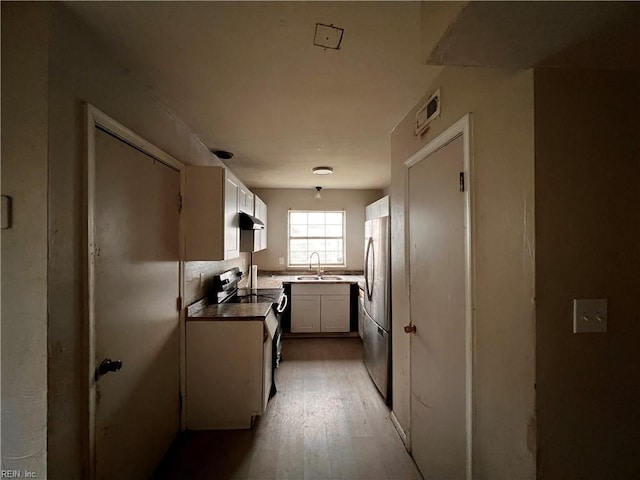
[63,1,639,190]
[65,1,440,190]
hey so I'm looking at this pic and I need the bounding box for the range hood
[239,211,265,230]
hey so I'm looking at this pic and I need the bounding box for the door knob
[95,358,123,381]
[404,324,417,334]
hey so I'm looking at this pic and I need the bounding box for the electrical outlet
[278,257,285,265]
[573,299,607,333]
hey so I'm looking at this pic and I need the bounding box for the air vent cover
[314,23,344,50]
[415,88,441,135]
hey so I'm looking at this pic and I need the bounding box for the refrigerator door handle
[365,236,374,301]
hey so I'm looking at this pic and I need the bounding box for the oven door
[273,293,286,367]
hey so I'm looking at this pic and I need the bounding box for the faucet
[309,251,322,276]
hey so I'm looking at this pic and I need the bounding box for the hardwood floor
[153,337,422,480]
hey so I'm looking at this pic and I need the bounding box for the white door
[408,135,468,479]
[94,128,180,479]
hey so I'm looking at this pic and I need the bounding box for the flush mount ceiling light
[312,166,333,175]
[313,23,344,50]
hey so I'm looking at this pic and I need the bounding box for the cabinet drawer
[291,283,350,295]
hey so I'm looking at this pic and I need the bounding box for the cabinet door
[239,184,254,215]
[224,172,240,259]
[291,295,320,333]
[320,295,350,332]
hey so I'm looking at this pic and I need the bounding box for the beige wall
[251,188,383,271]
[534,68,640,479]
[45,4,246,477]
[390,67,536,478]
[184,257,250,306]
[1,3,50,476]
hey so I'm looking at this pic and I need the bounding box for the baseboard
[283,332,360,339]
[390,410,409,451]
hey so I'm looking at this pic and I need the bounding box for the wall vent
[415,88,441,135]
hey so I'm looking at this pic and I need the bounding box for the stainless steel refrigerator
[363,214,391,403]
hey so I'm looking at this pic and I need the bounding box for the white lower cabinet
[186,311,277,430]
[320,295,351,332]
[290,295,321,333]
[291,283,350,333]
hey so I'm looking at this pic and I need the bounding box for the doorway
[86,106,184,479]
[405,115,473,479]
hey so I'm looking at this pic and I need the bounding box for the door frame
[404,113,475,479]
[84,104,186,479]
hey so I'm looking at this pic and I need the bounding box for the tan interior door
[94,129,180,479]
[408,135,467,479]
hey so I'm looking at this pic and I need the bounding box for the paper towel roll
[250,265,258,289]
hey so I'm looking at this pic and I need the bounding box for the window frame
[287,209,347,268]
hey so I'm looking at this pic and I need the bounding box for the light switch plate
[573,299,607,333]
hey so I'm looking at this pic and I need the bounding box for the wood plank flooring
[153,338,422,480]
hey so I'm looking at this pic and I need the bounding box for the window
[288,210,346,267]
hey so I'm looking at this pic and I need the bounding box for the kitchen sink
[295,275,343,281]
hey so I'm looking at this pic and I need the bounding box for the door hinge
[177,296,182,311]
[459,172,465,192]
[178,194,183,213]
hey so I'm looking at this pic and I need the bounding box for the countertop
[239,273,365,290]
[186,298,272,321]
[187,273,365,321]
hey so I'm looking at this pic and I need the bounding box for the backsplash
[184,253,250,306]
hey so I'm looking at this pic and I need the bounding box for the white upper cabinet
[239,184,254,215]
[224,171,241,259]
[185,165,263,259]
[365,195,390,220]
[240,193,268,253]
[184,165,243,260]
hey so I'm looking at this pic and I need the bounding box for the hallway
[154,338,422,479]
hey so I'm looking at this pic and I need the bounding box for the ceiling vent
[314,23,344,50]
[211,149,234,160]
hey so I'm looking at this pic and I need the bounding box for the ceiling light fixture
[315,186,322,199]
[312,166,333,175]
